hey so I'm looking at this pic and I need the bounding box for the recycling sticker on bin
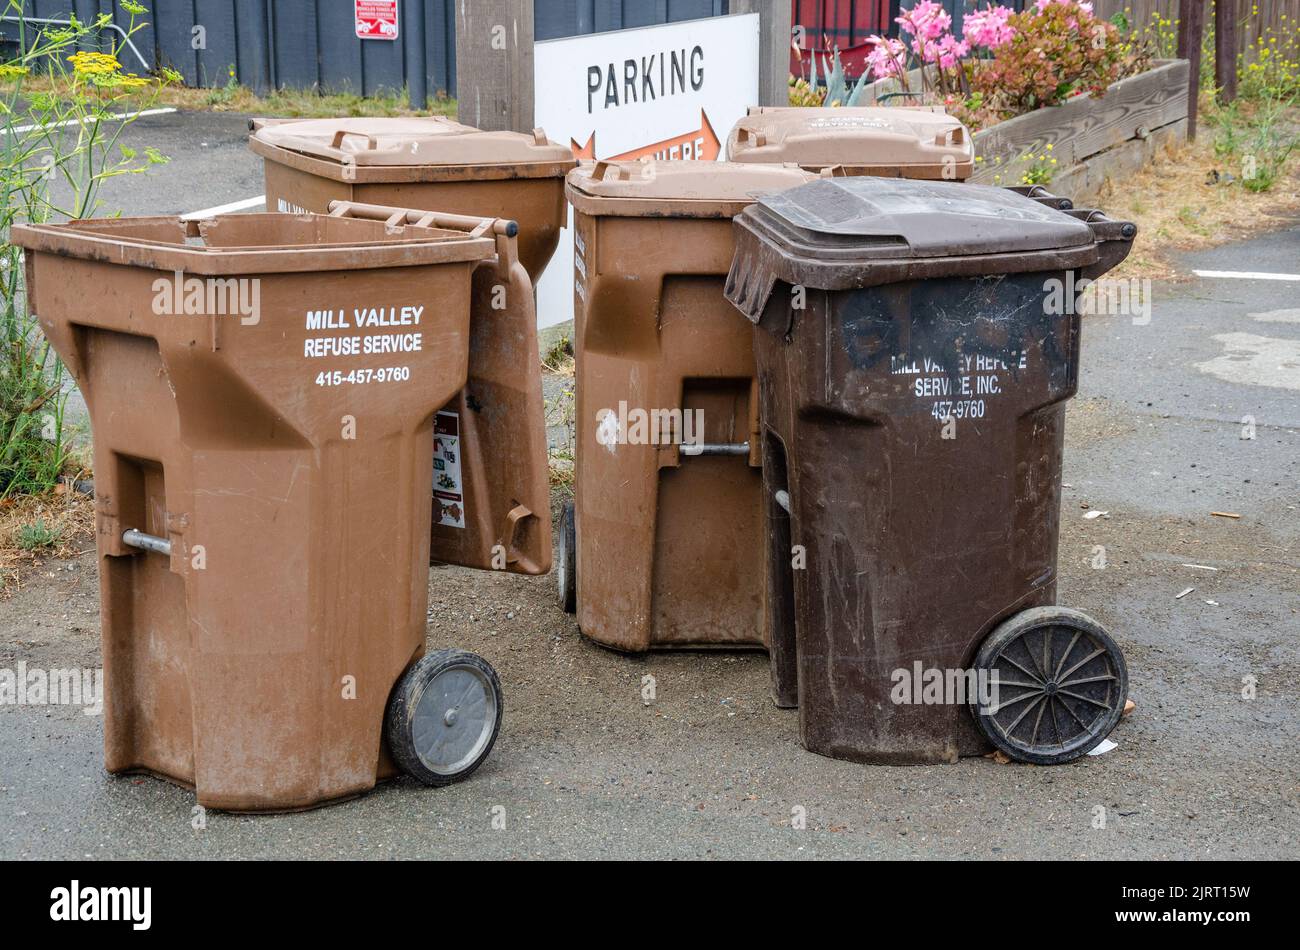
[433,411,465,528]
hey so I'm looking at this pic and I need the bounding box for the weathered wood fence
[1093,0,1298,56]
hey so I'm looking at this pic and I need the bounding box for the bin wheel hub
[386,649,503,786]
[971,606,1128,765]
[413,664,496,776]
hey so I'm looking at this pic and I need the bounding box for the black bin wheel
[971,606,1127,765]
[557,499,576,613]
[385,649,502,786]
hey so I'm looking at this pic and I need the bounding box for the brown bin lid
[565,159,817,218]
[250,116,576,182]
[727,107,974,179]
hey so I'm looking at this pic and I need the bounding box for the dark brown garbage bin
[562,160,816,651]
[724,176,1136,763]
[726,106,973,181]
[250,116,576,283]
[13,206,543,810]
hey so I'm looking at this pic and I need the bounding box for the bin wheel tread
[386,649,502,786]
[971,606,1127,765]
[557,500,576,613]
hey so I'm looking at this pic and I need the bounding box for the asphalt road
[80,107,265,218]
[1,110,1296,859]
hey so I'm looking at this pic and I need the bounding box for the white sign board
[533,14,761,329]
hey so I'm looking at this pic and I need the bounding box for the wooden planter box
[970,59,1189,202]
[858,59,1189,203]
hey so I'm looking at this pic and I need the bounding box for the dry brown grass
[0,485,95,595]
[1098,102,1300,281]
[8,76,456,119]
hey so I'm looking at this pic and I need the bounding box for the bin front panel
[573,214,766,651]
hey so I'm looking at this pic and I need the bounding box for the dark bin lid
[726,176,1124,324]
[751,176,1096,260]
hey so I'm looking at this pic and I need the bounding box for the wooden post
[1215,0,1238,103]
[730,0,793,107]
[456,0,535,132]
[1176,0,1205,140]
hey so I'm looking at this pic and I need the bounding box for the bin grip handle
[327,200,518,239]
[329,130,378,150]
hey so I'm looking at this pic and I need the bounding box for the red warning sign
[355,0,399,40]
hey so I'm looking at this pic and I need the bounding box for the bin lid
[726,176,1113,322]
[750,176,1095,259]
[727,107,974,180]
[565,160,817,218]
[249,116,576,182]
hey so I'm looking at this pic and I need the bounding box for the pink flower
[936,34,970,70]
[865,35,907,79]
[963,5,1016,49]
[896,1,952,42]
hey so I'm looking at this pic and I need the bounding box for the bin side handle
[504,504,533,563]
[327,200,518,240]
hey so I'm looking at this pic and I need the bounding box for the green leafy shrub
[0,2,175,499]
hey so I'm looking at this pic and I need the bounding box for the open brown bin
[725,176,1135,764]
[13,206,544,810]
[250,116,576,283]
[727,106,974,180]
[562,161,816,651]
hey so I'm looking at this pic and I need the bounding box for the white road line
[181,195,266,220]
[7,107,177,135]
[1193,269,1300,282]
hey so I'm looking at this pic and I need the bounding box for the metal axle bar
[122,529,171,556]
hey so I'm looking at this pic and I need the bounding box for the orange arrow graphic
[570,109,721,162]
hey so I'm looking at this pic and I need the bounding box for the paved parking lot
[2,110,1296,859]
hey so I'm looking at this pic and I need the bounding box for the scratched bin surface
[725,175,1136,763]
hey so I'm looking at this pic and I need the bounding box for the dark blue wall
[3,0,751,99]
[6,0,457,97]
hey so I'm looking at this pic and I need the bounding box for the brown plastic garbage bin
[727,106,974,181]
[250,116,576,283]
[13,206,544,810]
[330,202,553,577]
[562,160,816,651]
[725,177,1135,764]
